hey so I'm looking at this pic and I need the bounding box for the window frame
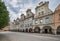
[45,17,49,23]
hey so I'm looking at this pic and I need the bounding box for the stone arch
[43,26,52,34]
[34,27,40,33]
[57,26,60,34]
[29,28,32,32]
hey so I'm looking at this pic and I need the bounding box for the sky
[3,0,60,22]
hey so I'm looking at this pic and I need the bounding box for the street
[0,31,60,41]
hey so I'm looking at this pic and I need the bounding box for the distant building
[19,9,34,32]
[2,25,10,31]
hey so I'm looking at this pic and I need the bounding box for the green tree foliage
[0,0,9,29]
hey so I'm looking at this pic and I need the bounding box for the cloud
[4,0,60,22]
[4,0,40,13]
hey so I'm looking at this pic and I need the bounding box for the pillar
[40,29,43,33]
[32,29,34,33]
[28,29,29,32]
[53,29,57,35]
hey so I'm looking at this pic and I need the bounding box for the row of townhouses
[10,1,60,34]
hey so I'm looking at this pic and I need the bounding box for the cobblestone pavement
[0,31,60,41]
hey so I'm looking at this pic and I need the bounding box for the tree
[0,0,9,29]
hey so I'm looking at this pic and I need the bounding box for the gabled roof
[35,1,49,9]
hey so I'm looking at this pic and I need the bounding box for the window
[39,12,40,15]
[30,23,32,26]
[27,14,29,16]
[41,11,44,15]
[59,14,60,20]
[27,24,29,27]
[32,16,34,20]
[21,24,23,27]
[25,24,27,27]
[39,11,44,15]
[45,17,49,23]
[40,19,43,23]
[35,20,38,24]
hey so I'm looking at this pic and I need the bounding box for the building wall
[53,4,60,34]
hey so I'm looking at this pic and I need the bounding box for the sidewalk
[20,32,60,39]
[31,33,60,39]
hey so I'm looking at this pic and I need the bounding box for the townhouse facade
[10,1,60,34]
[10,9,34,32]
[53,4,60,34]
[33,1,54,34]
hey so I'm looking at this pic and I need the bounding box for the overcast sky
[3,0,60,22]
